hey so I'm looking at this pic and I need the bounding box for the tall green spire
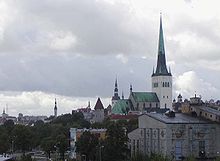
[152,14,171,76]
[158,14,165,55]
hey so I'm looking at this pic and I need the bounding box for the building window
[210,115,212,118]
[168,82,170,87]
[154,83,158,87]
[137,140,139,152]
[149,103,152,108]
[163,96,165,98]
[156,103,158,108]
[167,96,168,98]
[199,141,205,157]
[165,103,167,108]
[162,82,164,87]
[133,140,135,154]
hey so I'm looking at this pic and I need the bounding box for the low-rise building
[181,95,220,123]
[128,113,220,160]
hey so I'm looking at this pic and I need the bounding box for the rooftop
[196,105,220,116]
[145,113,212,124]
[111,99,133,114]
[131,92,159,102]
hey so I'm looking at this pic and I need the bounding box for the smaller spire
[130,84,133,93]
[3,108,5,114]
[54,98,57,117]
[122,91,124,99]
[54,98,57,109]
[88,101,90,108]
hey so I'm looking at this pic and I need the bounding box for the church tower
[111,78,120,106]
[152,15,172,109]
[54,98,57,117]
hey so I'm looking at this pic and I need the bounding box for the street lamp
[99,146,104,161]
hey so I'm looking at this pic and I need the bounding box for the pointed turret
[112,78,120,105]
[122,91,124,100]
[130,84,133,94]
[152,14,171,76]
[54,98,57,117]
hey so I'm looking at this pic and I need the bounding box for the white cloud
[0,91,111,117]
[49,31,77,51]
[116,54,128,64]
[174,71,218,100]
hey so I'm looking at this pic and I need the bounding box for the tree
[102,122,129,161]
[41,137,56,159]
[76,131,99,161]
[12,125,33,154]
[56,134,69,160]
[0,128,10,154]
[3,120,14,133]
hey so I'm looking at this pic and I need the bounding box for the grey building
[128,113,220,160]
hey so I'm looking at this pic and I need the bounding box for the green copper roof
[152,15,171,77]
[112,99,132,114]
[158,16,165,55]
[131,92,159,102]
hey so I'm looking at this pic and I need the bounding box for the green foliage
[150,153,169,161]
[12,125,33,154]
[19,154,36,161]
[184,155,196,161]
[214,156,220,161]
[52,113,90,128]
[131,153,150,161]
[102,122,129,161]
[41,137,56,158]
[131,153,169,161]
[76,131,99,161]
[56,134,69,160]
[0,127,10,153]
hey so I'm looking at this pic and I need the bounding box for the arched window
[162,82,164,87]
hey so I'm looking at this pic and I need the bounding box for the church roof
[131,92,159,103]
[112,99,133,114]
[94,97,104,110]
[152,15,171,77]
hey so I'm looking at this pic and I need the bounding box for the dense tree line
[0,112,90,160]
[0,112,139,161]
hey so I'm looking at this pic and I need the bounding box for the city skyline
[0,0,220,116]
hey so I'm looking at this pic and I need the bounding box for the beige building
[128,113,220,160]
[180,95,220,123]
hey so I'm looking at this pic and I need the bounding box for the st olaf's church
[111,16,172,114]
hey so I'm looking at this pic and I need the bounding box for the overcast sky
[0,0,220,116]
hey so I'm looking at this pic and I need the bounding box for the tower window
[162,82,165,87]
